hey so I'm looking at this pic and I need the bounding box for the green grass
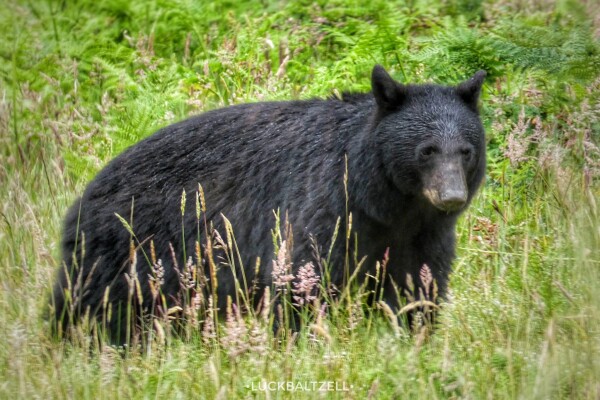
[1,0,599,398]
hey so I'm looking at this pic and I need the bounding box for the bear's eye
[419,145,439,159]
[460,147,473,159]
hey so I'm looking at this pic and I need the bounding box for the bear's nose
[440,190,467,211]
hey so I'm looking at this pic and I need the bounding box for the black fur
[50,65,486,343]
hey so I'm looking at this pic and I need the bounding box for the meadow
[0,0,599,398]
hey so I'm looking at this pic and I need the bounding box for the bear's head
[371,65,486,214]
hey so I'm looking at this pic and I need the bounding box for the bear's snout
[423,160,468,212]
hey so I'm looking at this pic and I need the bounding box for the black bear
[50,65,486,344]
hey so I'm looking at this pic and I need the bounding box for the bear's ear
[456,70,486,110]
[371,65,405,110]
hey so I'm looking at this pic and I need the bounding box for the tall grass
[1,0,599,398]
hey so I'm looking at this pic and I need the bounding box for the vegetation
[1,0,599,398]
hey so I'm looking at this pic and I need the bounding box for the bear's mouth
[423,187,467,212]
